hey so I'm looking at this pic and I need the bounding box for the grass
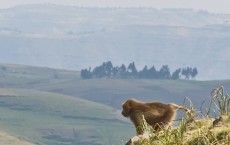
[130,86,230,145]
[186,115,230,145]
[211,86,230,115]
[0,88,133,145]
[1,63,230,110]
[132,115,230,145]
[0,131,36,145]
[0,64,230,144]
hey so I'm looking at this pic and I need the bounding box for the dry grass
[130,86,230,145]
[132,113,230,145]
[0,131,35,145]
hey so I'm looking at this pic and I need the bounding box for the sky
[0,0,230,14]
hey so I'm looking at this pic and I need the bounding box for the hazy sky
[0,0,230,13]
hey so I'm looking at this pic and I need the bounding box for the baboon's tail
[169,103,191,114]
[178,106,190,112]
[178,106,194,119]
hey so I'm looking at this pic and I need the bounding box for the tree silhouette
[181,67,198,79]
[159,65,171,79]
[139,65,148,78]
[81,68,92,79]
[112,66,119,77]
[103,61,113,77]
[119,64,127,78]
[148,66,157,79]
[191,67,198,78]
[171,68,181,80]
[80,61,198,80]
[127,62,138,77]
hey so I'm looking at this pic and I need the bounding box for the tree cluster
[81,61,198,80]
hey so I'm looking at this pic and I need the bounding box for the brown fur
[121,99,190,134]
[213,116,223,127]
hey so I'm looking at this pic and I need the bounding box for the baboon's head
[121,99,136,117]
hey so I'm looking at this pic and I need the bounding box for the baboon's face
[121,101,131,117]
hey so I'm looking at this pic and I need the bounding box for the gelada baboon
[121,99,191,134]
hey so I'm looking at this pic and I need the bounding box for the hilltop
[0,5,230,80]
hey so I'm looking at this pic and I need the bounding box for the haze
[1,0,230,13]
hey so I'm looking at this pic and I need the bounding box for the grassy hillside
[0,88,133,145]
[37,79,230,112]
[1,63,230,115]
[0,64,229,144]
[126,86,230,145]
[1,64,230,110]
[0,131,36,145]
[128,115,230,145]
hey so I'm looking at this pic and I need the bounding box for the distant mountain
[0,4,230,80]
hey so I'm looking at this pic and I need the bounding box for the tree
[181,67,198,79]
[171,68,181,80]
[139,65,148,78]
[119,64,127,78]
[148,66,157,79]
[182,67,190,79]
[191,67,198,78]
[93,65,106,78]
[112,66,119,78]
[81,68,92,79]
[159,65,171,79]
[103,61,113,77]
[80,61,198,80]
[127,62,138,77]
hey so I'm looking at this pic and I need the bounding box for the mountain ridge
[0,4,230,80]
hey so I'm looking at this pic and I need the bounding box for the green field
[0,131,36,145]
[0,64,229,145]
[0,88,133,145]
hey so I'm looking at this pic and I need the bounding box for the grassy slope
[35,79,230,112]
[0,131,36,145]
[1,63,230,109]
[0,64,230,144]
[185,115,230,144]
[131,115,230,145]
[0,88,133,145]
